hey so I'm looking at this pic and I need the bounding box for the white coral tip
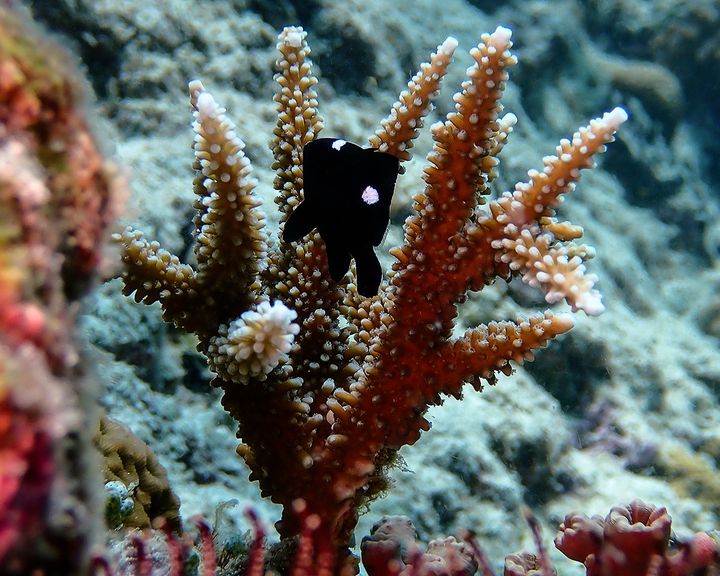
[188,79,205,98]
[490,26,513,49]
[196,91,218,119]
[217,301,300,384]
[603,107,629,130]
[284,29,304,48]
[575,291,605,316]
[501,112,518,127]
[440,37,459,54]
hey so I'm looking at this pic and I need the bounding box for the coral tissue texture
[95,413,182,532]
[115,24,625,570]
[0,6,121,574]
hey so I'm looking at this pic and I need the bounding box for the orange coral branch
[115,23,626,572]
[370,36,458,168]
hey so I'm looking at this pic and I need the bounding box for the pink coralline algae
[0,386,54,562]
[0,5,122,574]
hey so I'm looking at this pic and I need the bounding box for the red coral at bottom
[555,500,719,576]
[0,394,55,568]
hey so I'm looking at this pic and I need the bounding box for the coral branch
[116,23,626,571]
[445,313,575,392]
[115,227,197,305]
[271,27,324,220]
[370,36,458,168]
[189,80,267,297]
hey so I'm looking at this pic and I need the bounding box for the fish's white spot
[332,139,347,151]
[361,185,380,205]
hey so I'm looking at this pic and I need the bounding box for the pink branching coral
[115,24,626,572]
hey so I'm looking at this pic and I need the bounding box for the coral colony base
[3,4,719,573]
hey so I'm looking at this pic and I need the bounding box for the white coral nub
[602,106,629,130]
[489,25,513,50]
[440,36,459,55]
[211,301,300,383]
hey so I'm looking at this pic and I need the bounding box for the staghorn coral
[0,4,122,574]
[115,24,626,571]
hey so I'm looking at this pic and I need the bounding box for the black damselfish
[283,138,400,296]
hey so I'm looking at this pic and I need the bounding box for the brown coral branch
[189,80,267,301]
[401,28,517,262]
[444,313,575,393]
[115,228,197,305]
[271,27,324,221]
[115,22,627,572]
[369,36,458,168]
